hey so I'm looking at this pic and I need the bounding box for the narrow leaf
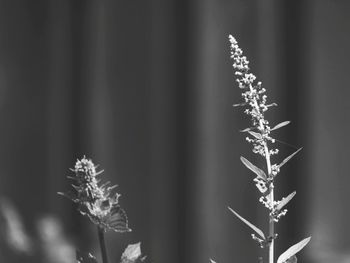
[277,237,311,263]
[247,131,262,139]
[240,127,254,132]
[233,103,246,107]
[276,191,296,211]
[278,148,302,169]
[267,103,278,107]
[228,206,265,239]
[209,259,216,263]
[271,121,290,131]
[240,156,267,180]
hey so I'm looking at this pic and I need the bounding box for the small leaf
[277,148,302,169]
[76,250,98,263]
[106,204,132,232]
[247,131,262,139]
[271,121,291,131]
[277,237,311,263]
[121,242,143,263]
[276,191,296,211]
[228,206,265,240]
[240,157,267,180]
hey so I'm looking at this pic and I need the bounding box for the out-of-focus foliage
[37,216,75,263]
[0,198,75,263]
[76,250,98,263]
[0,199,32,255]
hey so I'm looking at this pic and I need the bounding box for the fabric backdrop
[0,1,349,263]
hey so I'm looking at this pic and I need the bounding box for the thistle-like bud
[59,156,131,233]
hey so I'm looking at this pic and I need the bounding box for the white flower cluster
[271,164,280,177]
[259,195,288,222]
[272,209,288,222]
[229,35,278,157]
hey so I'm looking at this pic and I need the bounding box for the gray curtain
[0,1,349,263]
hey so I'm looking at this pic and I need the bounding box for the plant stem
[97,226,109,263]
[264,144,274,263]
[269,186,274,263]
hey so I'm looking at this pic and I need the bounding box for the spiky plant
[59,156,131,263]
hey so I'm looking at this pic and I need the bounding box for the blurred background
[0,0,349,262]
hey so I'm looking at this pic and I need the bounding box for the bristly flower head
[59,156,131,233]
[229,35,278,157]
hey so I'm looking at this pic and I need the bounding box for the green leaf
[277,148,302,169]
[76,250,98,263]
[277,237,311,263]
[276,191,296,211]
[247,131,262,139]
[240,156,267,180]
[228,206,266,240]
[271,121,290,131]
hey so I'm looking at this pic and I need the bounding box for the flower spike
[59,156,131,233]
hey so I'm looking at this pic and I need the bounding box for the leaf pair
[240,121,290,134]
[240,121,290,136]
[228,207,310,263]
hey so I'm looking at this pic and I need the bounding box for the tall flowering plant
[59,157,132,263]
[227,36,311,263]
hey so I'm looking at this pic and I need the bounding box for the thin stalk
[264,144,274,263]
[97,226,109,263]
